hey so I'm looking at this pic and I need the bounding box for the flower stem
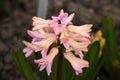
[56,46,63,80]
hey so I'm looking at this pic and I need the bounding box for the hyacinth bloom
[64,52,89,75]
[34,47,58,76]
[23,9,92,76]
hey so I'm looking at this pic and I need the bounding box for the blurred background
[0,0,120,80]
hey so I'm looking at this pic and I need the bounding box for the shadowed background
[0,0,120,80]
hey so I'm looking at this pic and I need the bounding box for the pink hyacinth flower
[51,10,75,35]
[64,52,89,75]
[34,47,59,76]
[22,40,40,57]
[60,25,91,57]
[27,30,55,39]
[32,16,52,31]
[23,9,92,76]
[32,36,57,50]
[68,24,93,38]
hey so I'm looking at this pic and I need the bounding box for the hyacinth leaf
[102,18,108,41]
[102,17,120,80]
[34,52,49,80]
[61,56,75,80]
[102,17,119,73]
[101,18,113,74]
[11,49,37,80]
[102,44,113,78]
[36,67,49,80]
[102,17,119,61]
[58,44,75,80]
[18,49,37,80]
[72,41,102,80]
[50,56,58,80]
[108,16,119,59]
[11,51,24,74]
[84,41,101,80]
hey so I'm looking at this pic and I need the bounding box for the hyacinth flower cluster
[23,9,92,76]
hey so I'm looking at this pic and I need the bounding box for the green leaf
[84,41,101,80]
[107,16,119,60]
[101,18,108,40]
[11,51,24,74]
[101,17,113,75]
[102,17,120,76]
[50,56,58,80]
[38,69,49,80]
[102,16,120,80]
[17,49,37,80]
[11,49,37,80]
[61,57,75,80]
[102,17,119,61]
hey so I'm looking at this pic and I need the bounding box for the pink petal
[77,51,84,59]
[32,25,48,30]
[46,63,52,76]
[23,47,30,53]
[33,36,57,49]
[64,52,89,75]
[65,13,75,25]
[32,16,47,24]
[23,47,33,57]
[34,47,58,76]
[40,64,47,71]
[25,50,33,57]
[27,30,54,39]
[41,49,48,58]
[51,16,60,24]
[27,30,44,38]
[68,24,92,37]
[52,16,59,20]
[53,24,63,35]
[59,13,68,22]
[69,38,89,51]
[22,40,36,50]
[78,32,90,38]
[63,39,70,49]
[79,24,93,29]
[59,9,64,14]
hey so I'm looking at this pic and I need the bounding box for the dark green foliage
[102,17,119,61]
[11,49,37,80]
[102,17,120,80]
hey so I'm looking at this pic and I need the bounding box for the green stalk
[56,46,63,80]
[56,34,64,80]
